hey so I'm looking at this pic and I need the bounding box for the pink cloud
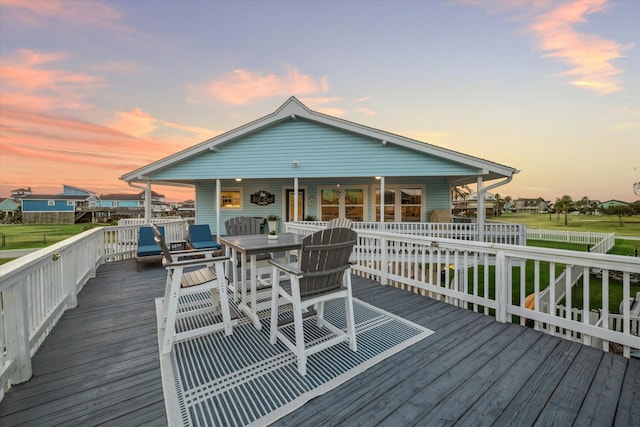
[0,0,134,35]
[466,0,631,95]
[529,0,630,94]
[208,67,328,105]
[0,107,208,201]
[0,49,102,113]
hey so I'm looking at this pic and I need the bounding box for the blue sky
[1,0,638,202]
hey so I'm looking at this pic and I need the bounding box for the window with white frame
[48,200,55,206]
[67,201,74,206]
[318,186,365,221]
[375,185,423,222]
[220,189,242,209]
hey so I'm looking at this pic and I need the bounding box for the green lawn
[494,213,640,237]
[0,224,104,250]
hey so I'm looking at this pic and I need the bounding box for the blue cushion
[191,241,221,250]
[137,245,162,257]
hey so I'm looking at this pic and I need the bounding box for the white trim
[373,184,426,222]
[219,187,243,210]
[120,97,518,184]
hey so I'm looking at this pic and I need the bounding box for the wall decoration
[308,196,316,207]
[250,190,275,206]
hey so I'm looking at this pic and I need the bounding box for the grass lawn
[0,224,103,250]
[494,213,640,237]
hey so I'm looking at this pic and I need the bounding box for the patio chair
[269,227,358,375]
[327,217,352,228]
[225,216,272,301]
[151,224,234,354]
[135,225,164,271]
[188,224,222,251]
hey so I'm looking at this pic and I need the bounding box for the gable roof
[121,96,518,184]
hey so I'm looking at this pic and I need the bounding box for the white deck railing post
[494,251,508,323]
[380,236,388,285]
[4,282,32,384]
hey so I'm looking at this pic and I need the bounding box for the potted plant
[266,215,279,235]
[268,229,278,240]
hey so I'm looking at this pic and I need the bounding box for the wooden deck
[1,259,638,426]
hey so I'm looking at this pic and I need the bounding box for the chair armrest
[269,259,303,277]
[165,255,230,269]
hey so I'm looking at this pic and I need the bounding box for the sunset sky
[1,0,638,203]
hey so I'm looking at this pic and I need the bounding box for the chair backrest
[326,217,352,229]
[298,227,357,298]
[150,223,173,264]
[188,224,212,241]
[139,225,163,245]
[225,216,264,236]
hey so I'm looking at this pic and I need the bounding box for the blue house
[121,97,519,236]
[21,185,97,224]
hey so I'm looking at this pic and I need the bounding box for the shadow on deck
[1,260,638,426]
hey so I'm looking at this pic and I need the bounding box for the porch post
[216,179,221,240]
[144,182,152,223]
[379,176,385,230]
[293,177,299,221]
[477,176,484,242]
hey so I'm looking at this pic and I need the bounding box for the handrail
[1,219,636,400]
[286,222,640,358]
[0,219,188,399]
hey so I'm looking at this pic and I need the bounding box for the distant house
[451,191,499,217]
[94,191,169,220]
[21,185,97,224]
[514,198,547,214]
[10,187,32,199]
[597,200,630,211]
[0,198,20,218]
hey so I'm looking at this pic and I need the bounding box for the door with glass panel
[375,186,422,222]
[319,187,364,221]
[285,189,304,222]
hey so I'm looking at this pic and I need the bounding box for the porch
[1,259,638,426]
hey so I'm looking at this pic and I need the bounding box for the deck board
[1,259,638,426]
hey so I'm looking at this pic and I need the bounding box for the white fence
[1,219,638,400]
[294,221,527,245]
[286,222,640,358]
[0,219,188,399]
[527,229,615,254]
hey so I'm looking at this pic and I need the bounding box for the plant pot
[267,220,278,233]
[268,234,278,240]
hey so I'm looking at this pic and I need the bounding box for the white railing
[117,216,184,226]
[527,229,615,254]
[292,221,526,245]
[1,219,636,400]
[286,222,640,358]
[0,219,188,399]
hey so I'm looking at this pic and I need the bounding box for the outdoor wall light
[292,159,300,168]
[235,178,242,182]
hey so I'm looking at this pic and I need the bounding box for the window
[220,189,241,209]
[48,200,55,206]
[67,201,74,206]
[375,185,423,222]
[319,187,365,221]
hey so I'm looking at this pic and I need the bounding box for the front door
[286,189,305,222]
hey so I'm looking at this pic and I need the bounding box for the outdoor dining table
[218,232,304,329]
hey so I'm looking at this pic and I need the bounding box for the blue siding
[22,200,75,212]
[196,176,453,234]
[150,119,476,181]
[62,186,91,196]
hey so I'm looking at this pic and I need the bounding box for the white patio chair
[151,224,234,354]
[269,227,358,375]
